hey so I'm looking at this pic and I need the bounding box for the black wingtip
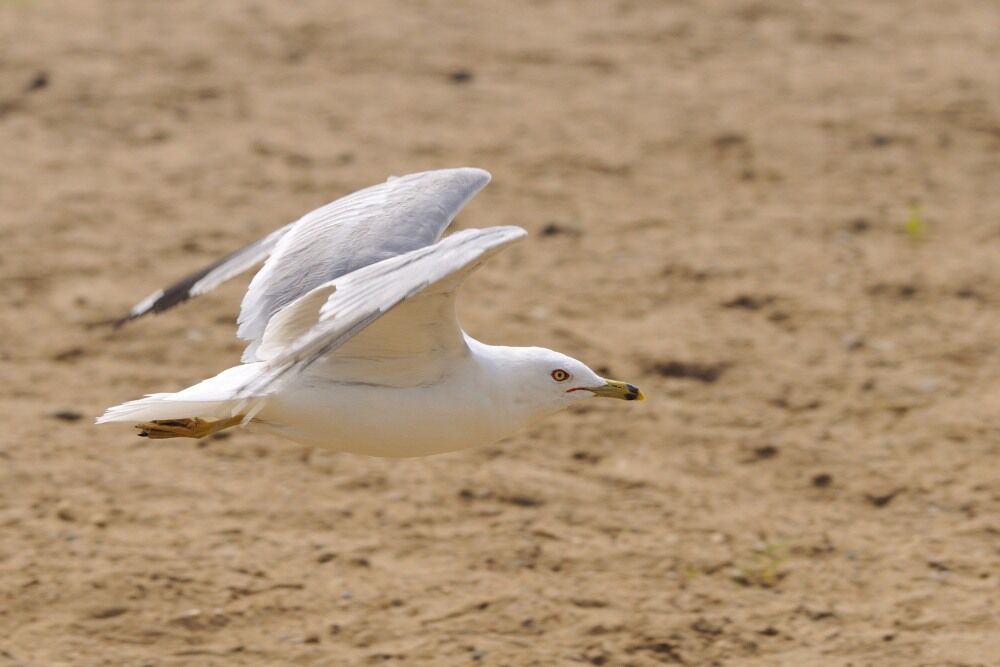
[83,314,136,331]
[111,313,138,330]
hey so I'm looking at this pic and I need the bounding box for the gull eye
[551,368,570,382]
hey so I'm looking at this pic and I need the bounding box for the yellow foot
[135,415,244,440]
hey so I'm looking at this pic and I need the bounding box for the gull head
[496,346,645,419]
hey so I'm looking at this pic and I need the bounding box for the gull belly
[254,359,516,458]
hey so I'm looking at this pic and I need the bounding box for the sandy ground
[2,0,1000,665]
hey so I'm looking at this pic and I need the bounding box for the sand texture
[2,0,1000,665]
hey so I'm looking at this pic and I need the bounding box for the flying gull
[98,168,644,457]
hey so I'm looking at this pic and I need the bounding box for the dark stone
[25,71,48,92]
[648,360,726,383]
[812,473,833,488]
[722,294,773,310]
[866,488,903,508]
[91,606,128,619]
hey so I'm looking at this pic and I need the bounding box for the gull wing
[114,168,493,362]
[114,223,294,327]
[238,168,491,360]
[240,226,527,398]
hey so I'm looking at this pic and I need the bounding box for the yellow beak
[589,379,645,401]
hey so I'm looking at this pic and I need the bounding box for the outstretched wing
[239,226,527,398]
[114,223,295,327]
[113,169,493,361]
[237,168,491,360]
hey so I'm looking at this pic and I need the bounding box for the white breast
[253,355,518,458]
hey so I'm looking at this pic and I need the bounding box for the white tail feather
[96,395,239,423]
[97,363,266,424]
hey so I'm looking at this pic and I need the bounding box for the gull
[98,168,644,457]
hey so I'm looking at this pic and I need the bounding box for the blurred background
[2,0,999,664]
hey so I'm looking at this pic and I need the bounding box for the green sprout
[732,543,788,588]
[904,202,928,241]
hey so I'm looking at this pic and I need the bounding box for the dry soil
[2,1,1000,665]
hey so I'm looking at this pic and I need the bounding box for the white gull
[98,168,643,457]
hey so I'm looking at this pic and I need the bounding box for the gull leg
[135,415,245,440]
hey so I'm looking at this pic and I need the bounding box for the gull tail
[97,363,267,437]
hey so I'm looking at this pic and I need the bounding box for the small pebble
[90,606,128,619]
[56,503,76,522]
[842,333,865,351]
[25,71,48,92]
[812,473,833,488]
[540,222,582,237]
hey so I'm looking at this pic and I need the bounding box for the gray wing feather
[113,168,492,345]
[236,226,526,398]
[115,223,294,327]
[237,168,491,361]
